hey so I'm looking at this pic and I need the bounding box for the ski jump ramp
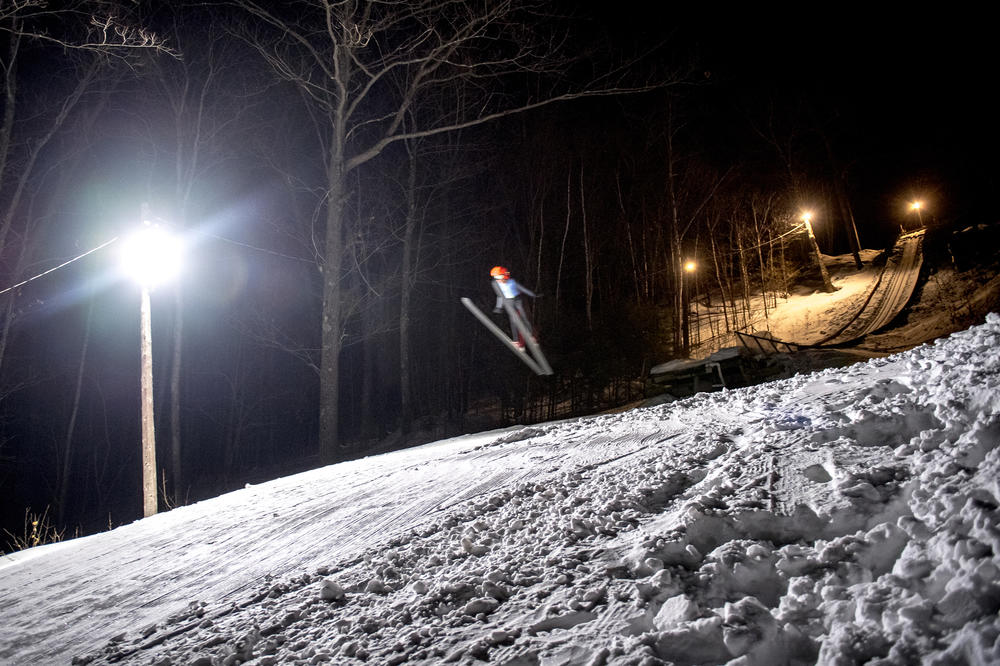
[776,229,925,347]
[747,229,926,350]
[816,229,926,346]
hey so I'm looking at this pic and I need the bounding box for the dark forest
[1,1,993,548]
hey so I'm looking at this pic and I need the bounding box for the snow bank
[6,317,1000,665]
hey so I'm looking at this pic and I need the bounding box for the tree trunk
[709,233,731,332]
[319,157,346,463]
[823,135,863,269]
[534,199,544,301]
[666,154,684,354]
[360,306,378,441]
[738,231,753,328]
[804,219,835,293]
[618,174,641,305]
[840,193,863,269]
[398,141,419,435]
[0,291,15,375]
[580,164,593,330]
[555,168,572,317]
[169,288,183,501]
[59,297,93,524]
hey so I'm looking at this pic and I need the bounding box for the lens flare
[120,224,182,286]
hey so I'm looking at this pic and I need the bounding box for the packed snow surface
[3,316,1000,665]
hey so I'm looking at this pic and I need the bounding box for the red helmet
[490,265,509,279]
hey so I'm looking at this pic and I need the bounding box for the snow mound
[4,317,1000,665]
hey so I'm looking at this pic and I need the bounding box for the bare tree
[229,0,667,461]
[0,0,173,373]
[1,0,172,56]
[393,128,482,436]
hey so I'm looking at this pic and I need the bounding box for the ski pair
[461,297,553,375]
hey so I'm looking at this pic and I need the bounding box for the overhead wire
[723,222,806,255]
[0,236,120,297]
[0,229,319,300]
[203,233,316,264]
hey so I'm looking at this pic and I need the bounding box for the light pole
[910,201,925,229]
[682,259,697,356]
[120,213,181,517]
[801,212,835,293]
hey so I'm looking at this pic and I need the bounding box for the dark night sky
[689,13,995,225]
[582,7,996,231]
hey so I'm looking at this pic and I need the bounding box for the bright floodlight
[684,260,697,272]
[801,211,813,224]
[121,223,182,286]
[911,201,923,211]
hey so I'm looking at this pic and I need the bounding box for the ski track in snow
[821,231,926,346]
[2,316,1000,665]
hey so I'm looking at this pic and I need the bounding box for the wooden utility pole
[803,214,835,293]
[140,284,157,517]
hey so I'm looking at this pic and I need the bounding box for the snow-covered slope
[3,316,1000,665]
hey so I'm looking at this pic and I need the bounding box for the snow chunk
[462,597,499,616]
[319,579,345,601]
[653,594,699,630]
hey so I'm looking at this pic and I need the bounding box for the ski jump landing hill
[756,228,926,350]
[653,230,927,397]
[814,228,926,347]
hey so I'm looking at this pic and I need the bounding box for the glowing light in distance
[120,224,182,286]
[910,201,923,212]
[684,260,697,272]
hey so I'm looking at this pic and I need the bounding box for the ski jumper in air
[459,266,553,375]
[490,266,537,347]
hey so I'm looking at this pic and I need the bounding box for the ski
[461,297,553,375]
[506,300,554,375]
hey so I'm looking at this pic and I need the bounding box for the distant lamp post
[910,200,925,228]
[681,259,697,356]
[120,214,182,518]
[801,212,835,293]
